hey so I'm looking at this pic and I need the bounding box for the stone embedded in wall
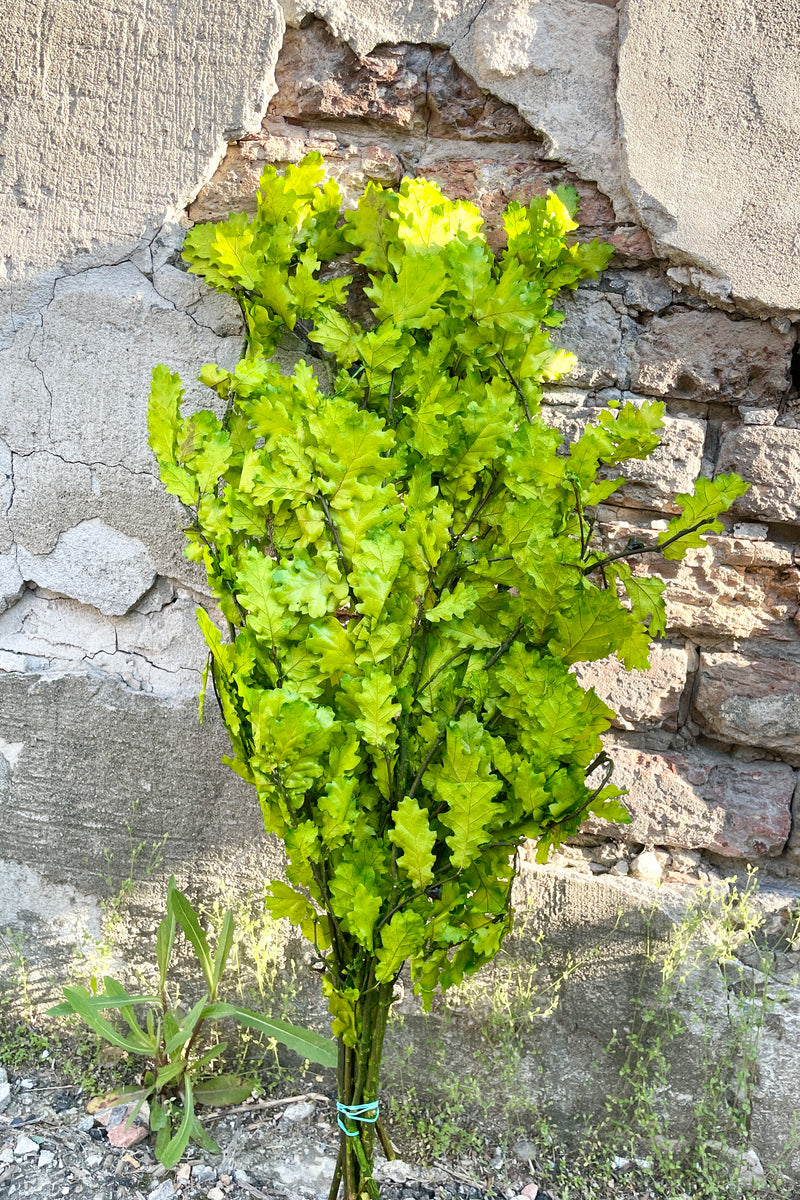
[594,517,800,642]
[573,643,691,732]
[628,310,793,405]
[548,291,624,388]
[693,651,800,757]
[15,520,156,617]
[656,539,800,641]
[269,21,536,142]
[613,414,706,511]
[189,126,405,223]
[585,742,794,858]
[716,424,800,524]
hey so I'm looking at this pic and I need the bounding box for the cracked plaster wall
[2,0,800,1168]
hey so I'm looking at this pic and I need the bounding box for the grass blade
[168,883,213,992]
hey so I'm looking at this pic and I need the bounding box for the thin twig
[414,647,471,699]
[451,472,499,544]
[568,477,588,558]
[387,369,396,421]
[204,1092,331,1123]
[582,516,717,575]
[497,353,531,422]
[239,1182,275,1200]
[319,495,350,580]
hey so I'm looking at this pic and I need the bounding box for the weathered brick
[573,643,691,732]
[717,424,800,524]
[585,742,793,857]
[268,21,534,141]
[693,651,800,756]
[629,310,793,405]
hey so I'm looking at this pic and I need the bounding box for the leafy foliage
[147,154,746,1197]
[50,879,335,1168]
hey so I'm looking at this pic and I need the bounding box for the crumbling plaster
[618,0,800,312]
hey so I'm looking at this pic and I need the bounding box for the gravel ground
[0,1066,548,1200]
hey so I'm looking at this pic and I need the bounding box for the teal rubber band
[336,1100,379,1137]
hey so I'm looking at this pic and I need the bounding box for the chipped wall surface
[2,0,800,1171]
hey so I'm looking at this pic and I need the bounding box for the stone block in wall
[416,156,652,260]
[573,643,691,732]
[716,424,800,524]
[593,522,800,641]
[628,310,793,405]
[189,127,405,223]
[549,291,624,388]
[269,22,535,142]
[693,651,800,757]
[584,741,794,858]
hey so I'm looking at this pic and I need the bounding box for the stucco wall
[2,0,800,1173]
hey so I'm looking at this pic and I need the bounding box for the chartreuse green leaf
[158,1076,195,1170]
[659,474,750,559]
[425,714,503,870]
[58,987,155,1055]
[612,562,667,638]
[389,796,436,890]
[148,365,183,463]
[376,910,427,982]
[156,897,176,992]
[193,1075,255,1107]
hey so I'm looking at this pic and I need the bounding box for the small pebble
[192,1164,217,1183]
[37,1149,55,1168]
[77,1116,95,1132]
[148,1181,176,1200]
[282,1100,316,1122]
[19,1079,34,1090]
[14,1135,39,1156]
[630,849,662,883]
[610,859,629,876]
